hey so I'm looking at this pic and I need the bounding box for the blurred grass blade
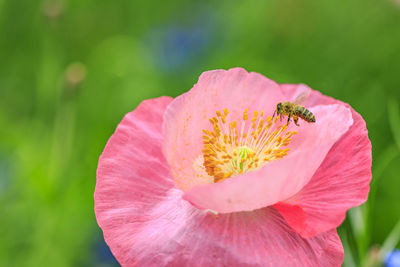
[349,206,371,262]
[341,222,357,267]
[369,145,398,199]
[379,219,400,260]
[349,206,365,240]
[344,217,360,266]
[372,145,398,183]
[388,98,400,150]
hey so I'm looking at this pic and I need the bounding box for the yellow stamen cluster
[202,108,297,182]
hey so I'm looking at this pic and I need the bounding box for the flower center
[202,108,297,182]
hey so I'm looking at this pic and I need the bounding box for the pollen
[202,108,297,182]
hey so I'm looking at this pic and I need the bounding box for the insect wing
[293,88,310,105]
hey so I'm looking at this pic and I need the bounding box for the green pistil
[233,146,255,171]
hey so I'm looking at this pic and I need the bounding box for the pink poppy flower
[95,68,371,266]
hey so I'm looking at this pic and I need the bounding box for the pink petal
[163,68,285,191]
[183,103,352,213]
[275,84,372,238]
[95,96,175,263]
[98,186,343,266]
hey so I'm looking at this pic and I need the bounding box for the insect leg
[294,116,299,126]
[272,109,276,119]
[286,114,291,125]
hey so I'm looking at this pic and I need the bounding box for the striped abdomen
[295,106,316,123]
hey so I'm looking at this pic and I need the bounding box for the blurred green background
[1,0,400,266]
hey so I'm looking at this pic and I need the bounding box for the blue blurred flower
[145,8,220,72]
[386,249,400,267]
[95,238,119,266]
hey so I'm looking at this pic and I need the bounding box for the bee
[272,90,316,126]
